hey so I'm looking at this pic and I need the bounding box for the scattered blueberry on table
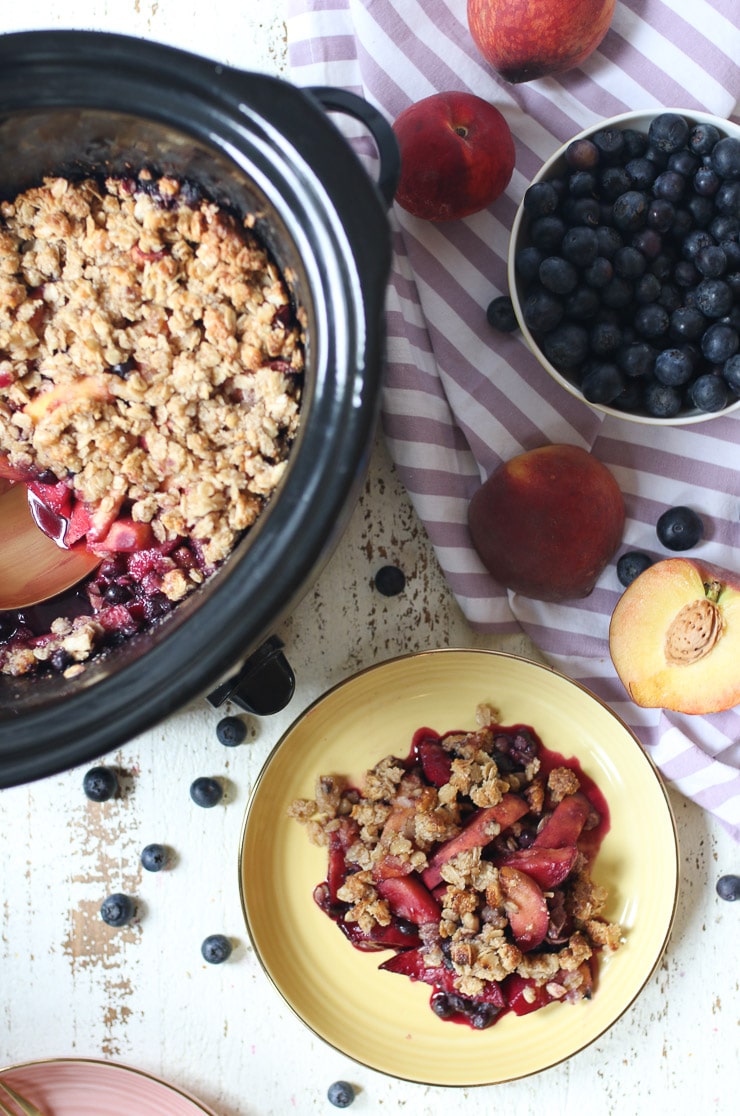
[486,294,518,332]
[373,565,406,597]
[100,893,136,927]
[190,776,224,807]
[656,506,704,551]
[216,715,248,747]
[82,765,119,802]
[616,551,654,587]
[201,933,233,964]
[327,1080,355,1108]
[140,843,170,872]
[716,874,740,902]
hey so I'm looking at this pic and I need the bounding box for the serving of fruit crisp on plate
[239,650,679,1086]
[289,702,622,1032]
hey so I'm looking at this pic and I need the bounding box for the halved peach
[609,557,740,714]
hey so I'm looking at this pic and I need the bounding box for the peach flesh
[609,558,740,714]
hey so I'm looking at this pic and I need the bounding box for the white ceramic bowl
[508,109,740,426]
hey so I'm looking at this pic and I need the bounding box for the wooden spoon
[0,479,101,610]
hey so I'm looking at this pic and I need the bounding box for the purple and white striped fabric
[287,0,740,841]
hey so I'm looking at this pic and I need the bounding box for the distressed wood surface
[1,4,739,1115]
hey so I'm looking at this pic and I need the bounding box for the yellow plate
[238,649,678,1086]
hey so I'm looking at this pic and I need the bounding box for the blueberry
[689,122,721,156]
[589,319,623,356]
[691,373,729,412]
[669,303,705,345]
[716,874,740,901]
[565,286,600,320]
[723,353,740,392]
[580,362,625,404]
[530,215,566,253]
[100,893,135,927]
[716,180,740,216]
[647,198,675,232]
[634,303,669,340]
[652,170,685,203]
[654,347,693,386]
[584,257,614,289]
[618,341,656,378]
[327,1081,356,1108]
[701,322,739,364]
[565,138,600,170]
[523,287,563,333]
[595,225,623,258]
[190,776,223,807]
[600,165,632,200]
[216,715,248,746]
[656,506,704,550]
[373,564,406,596]
[568,170,597,197]
[201,933,233,963]
[635,273,661,303]
[617,551,654,587]
[695,278,733,318]
[83,766,119,802]
[541,323,589,370]
[601,276,633,310]
[696,246,727,278]
[515,246,544,283]
[523,181,559,217]
[566,196,601,227]
[593,126,625,164]
[710,137,740,180]
[561,226,599,267]
[614,245,646,280]
[643,379,682,418]
[648,113,690,154]
[141,843,169,872]
[626,156,658,190]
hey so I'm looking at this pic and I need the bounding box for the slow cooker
[0,31,399,786]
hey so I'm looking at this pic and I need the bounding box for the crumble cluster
[289,704,622,1008]
[0,172,303,675]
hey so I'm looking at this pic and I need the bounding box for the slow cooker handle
[306,86,400,210]
[205,635,296,716]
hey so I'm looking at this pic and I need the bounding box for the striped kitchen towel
[287,0,740,841]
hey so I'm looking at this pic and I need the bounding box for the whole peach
[468,443,625,602]
[392,91,515,221]
[467,0,615,84]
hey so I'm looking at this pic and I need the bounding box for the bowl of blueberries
[507,109,740,423]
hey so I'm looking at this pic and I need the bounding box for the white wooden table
[0,3,738,1115]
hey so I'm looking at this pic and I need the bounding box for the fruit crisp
[289,703,623,1029]
[0,171,303,676]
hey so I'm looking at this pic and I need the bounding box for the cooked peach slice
[23,376,110,422]
[421,793,529,889]
[492,845,578,888]
[499,866,549,951]
[376,874,441,926]
[609,557,740,714]
[533,792,592,849]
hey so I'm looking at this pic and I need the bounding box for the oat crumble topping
[0,172,303,676]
